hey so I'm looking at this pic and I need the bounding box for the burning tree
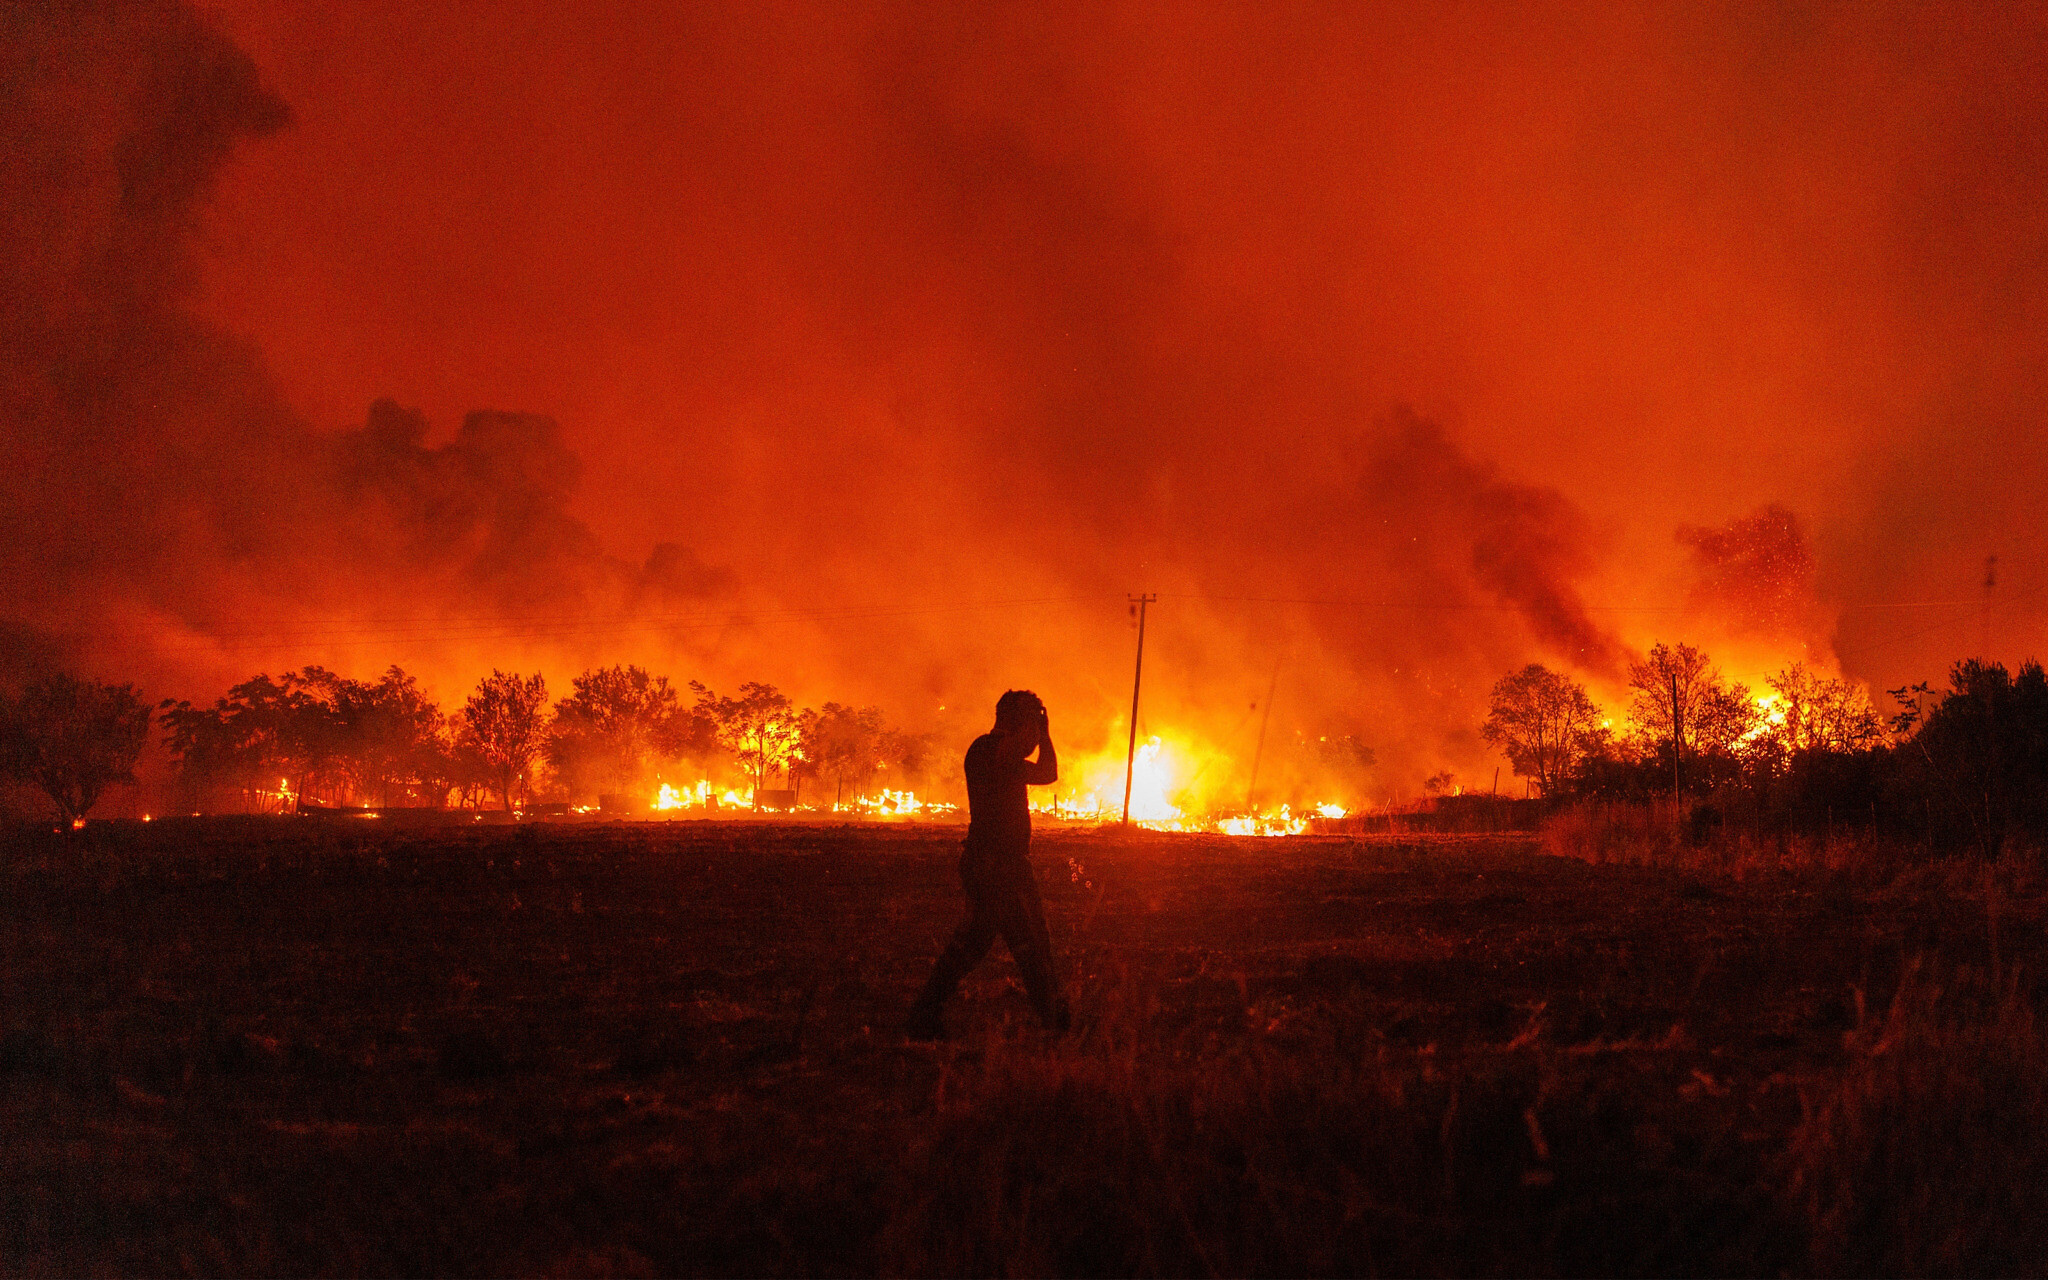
[1762,662,1882,756]
[0,674,152,822]
[691,681,801,806]
[1481,664,1605,796]
[1627,642,1759,793]
[461,671,549,811]
[548,665,699,799]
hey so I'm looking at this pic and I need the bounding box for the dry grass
[1783,962,2048,1277]
[3,818,2045,1274]
[1541,799,1960,881]
[882,988,1785,1276]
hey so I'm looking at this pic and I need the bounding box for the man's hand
[1026,706,1057,784]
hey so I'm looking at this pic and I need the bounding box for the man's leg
[908,859,999,1035]
[991,858,1069,1031]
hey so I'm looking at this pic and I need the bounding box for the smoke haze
[6,0,2048,800]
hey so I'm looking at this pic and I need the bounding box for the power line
[1167,593,1682,613]
[1167,592,2025,613]
[14,580,2039,665]
[28,595,1121,652]
[29,587,2016,640]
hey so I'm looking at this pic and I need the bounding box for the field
[4,818,2046,1276]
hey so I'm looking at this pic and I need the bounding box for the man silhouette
[907,689,1070,1038]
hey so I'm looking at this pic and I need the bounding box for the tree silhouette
[801,702,885,808]
[438,733,496,811]
[162,666,450,810]
[461,671,549,811]
[1627,642,1758,793]
[877,725,933,792]
[161,671,332,811]
[316,666,448,806]
[1481,664,1604,796]
[1905,659,2048,852]
[2,674,152,822]
[548,665,691,799]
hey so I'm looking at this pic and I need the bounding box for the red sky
[7,1,2047,797]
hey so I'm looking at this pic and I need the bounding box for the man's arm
[1024,709,1058,785]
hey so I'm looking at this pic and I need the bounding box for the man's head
[993,689,1044,734]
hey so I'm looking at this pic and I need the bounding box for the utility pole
[1246,656,1282,812]
[1122,593,1156,826]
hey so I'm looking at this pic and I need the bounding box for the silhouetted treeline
[155,664,931,815]
[1487,651,2048,856]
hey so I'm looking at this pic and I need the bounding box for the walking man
[908,689,1070,1038]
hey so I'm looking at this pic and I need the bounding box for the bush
[0,673,151,821]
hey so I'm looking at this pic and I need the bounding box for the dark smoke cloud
[1353,409,1628,679]
[0,2,729,702]
[0,0,294,601]
[334,400,732,615]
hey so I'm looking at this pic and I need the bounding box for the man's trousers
[912,841,1065,1028]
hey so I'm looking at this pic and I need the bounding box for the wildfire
[1031,736,1185,825]
[849,788,954,817]
[1032,734,1351,836]
[652,780,703,810]
[613,778,953,818]
[650,780,749,811]
[1114,736,1184,824]
[1737,692,1788,749]
[236,776,302,814]
[1217,808,1307,836]
[607,729,1349,834]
